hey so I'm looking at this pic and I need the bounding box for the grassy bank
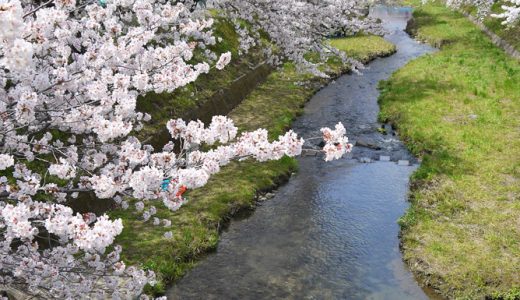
[379,1,520,298]
[111,34,395,295]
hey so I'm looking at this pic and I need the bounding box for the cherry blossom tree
[0,0,360,298]
[439,0,495,18]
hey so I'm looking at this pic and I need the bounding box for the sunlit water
[168,6,439,300]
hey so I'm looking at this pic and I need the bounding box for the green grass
[111,34,395,296]
[379,1,520,298]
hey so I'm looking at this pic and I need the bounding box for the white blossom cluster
[209,0,382,76]
[0,0,359,297]
[493,0,520,25]
[321,122,353,162]
[0,0,225,147]
[0,200,155,299]
[428,0,519,25]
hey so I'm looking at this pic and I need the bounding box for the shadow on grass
[378,75,461,106]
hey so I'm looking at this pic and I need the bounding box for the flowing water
[167,6,438,299]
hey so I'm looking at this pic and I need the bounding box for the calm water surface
[168,6,438,300]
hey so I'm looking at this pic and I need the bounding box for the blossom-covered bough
[1,0,364,298]
[211,0,383,76]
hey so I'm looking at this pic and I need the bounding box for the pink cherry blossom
[216,51,232,70]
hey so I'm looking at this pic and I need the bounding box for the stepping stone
[265,193,275,199]
[302,150,318,157]
[379,155,391,162]
[397,160,410,166]
[359,157,373,163]
[355,138,382,150]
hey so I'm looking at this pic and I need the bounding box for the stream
[167,6,438,300]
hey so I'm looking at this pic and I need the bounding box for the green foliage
[379,1,520,298]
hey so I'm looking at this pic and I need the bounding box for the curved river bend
[168,6,438,300]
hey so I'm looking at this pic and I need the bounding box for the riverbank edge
[381,2,520,299]
[462,13,520,61]
[112,36,397,296]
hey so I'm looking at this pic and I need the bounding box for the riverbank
[379,1,520,298]
[110,32,395,295]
